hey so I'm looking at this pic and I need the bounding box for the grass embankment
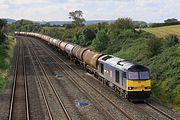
[0,36,15,91]
[142,25,180,38]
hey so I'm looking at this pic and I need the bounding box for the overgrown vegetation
[0,36,15,90]
[0,19,15,90]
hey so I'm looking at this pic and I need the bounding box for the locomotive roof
[98,55,148,71]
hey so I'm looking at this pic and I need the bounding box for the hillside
[142,25,180,38]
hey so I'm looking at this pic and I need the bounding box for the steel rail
[147,103,176,120]
[29,38,72,120]
[25,37,53,120]
[8,37,30,120]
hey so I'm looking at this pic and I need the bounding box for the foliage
[72,26,96,46]
[69,10,85,27]
[164,34,179,47]
[110,18,134,30]
[40,27,64,39]
[164,18,178,24]
[8,19,42,32]
[146,37,162,57]
[0,36,15,90]
[91,29,109,52]
[105,29,140,54]
[0,19,7,43]
[150,18,180,27]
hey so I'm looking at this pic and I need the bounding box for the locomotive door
[101,63,104,75]
[115,70,120,84]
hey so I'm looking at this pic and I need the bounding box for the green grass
[142,25,180,38]
[0,35,15,91]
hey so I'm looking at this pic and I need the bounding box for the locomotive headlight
[145,86,151,89]
[128,87,134,90]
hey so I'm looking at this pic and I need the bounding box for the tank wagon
[82,50,104,72]
[64,43,75,57]
[59,42,68,52]
[15,32,151,101]
[72,45,88,62]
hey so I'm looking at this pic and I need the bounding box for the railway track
[82,69,179,120]
[27,38,72,120]
[31,37,134,120]
[131,101,177,120]
[8,38,30,120]
[146,103,177,120]
[24,39,53,120]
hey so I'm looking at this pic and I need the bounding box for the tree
[91,30,109,52]
[110,18,134,30]
[0,19,7,43]
[72,26,96,46]
[10,19,42,32]
[164,18,178,24]
[69,10,85,27]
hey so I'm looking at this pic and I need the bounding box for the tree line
[150,18,180,27]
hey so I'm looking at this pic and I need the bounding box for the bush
[164,34,179,47]
[146,38,162,57]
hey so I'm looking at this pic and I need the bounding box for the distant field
[142,25,180,38]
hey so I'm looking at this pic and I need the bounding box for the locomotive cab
[126,65,151,101]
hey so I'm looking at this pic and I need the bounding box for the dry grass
[142,25,180,38]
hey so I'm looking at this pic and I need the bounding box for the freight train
[15,31,151,101]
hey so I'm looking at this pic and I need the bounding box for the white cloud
[0,0,180,22]
[9,0,53,5]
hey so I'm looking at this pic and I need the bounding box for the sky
[0,0,180,23]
